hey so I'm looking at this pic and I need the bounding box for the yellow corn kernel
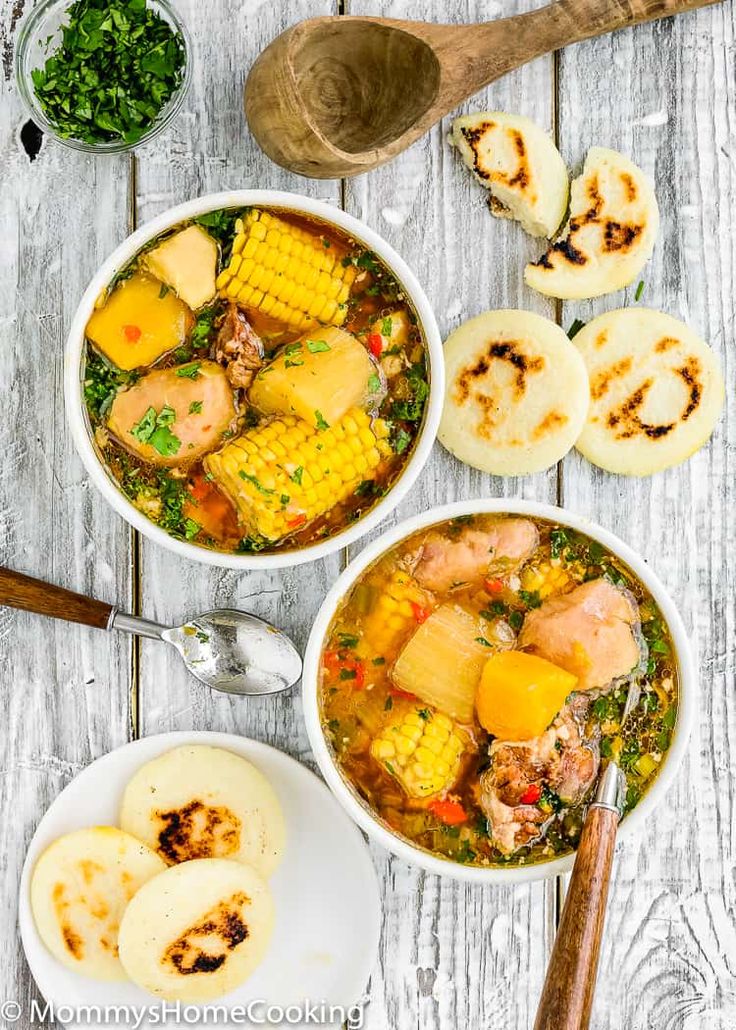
[520,561,576,600]
[370,706,466,798]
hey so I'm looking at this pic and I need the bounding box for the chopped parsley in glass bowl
[15,0,191,153]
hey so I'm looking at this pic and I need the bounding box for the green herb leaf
[634,279,645,301]
[290,466,304,485]
[391,428,412,455]
[367,373,381,392]
[183,518,200,540]
[314,410,329,431]
[475,636,493,648]
[567,318,586,340]
[338,633,359,648]
[380,316,393,337]
[306,339,331,353]
[188,400,203,414]
[238,471,274,495]
[175,362,201,380]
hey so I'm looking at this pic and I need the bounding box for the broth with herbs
[319,514,678,868]
[83,207,429,555]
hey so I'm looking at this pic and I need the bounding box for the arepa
[118,858,274,1002]
[525,147,659,298]
[451,111,569,238]
[573,307,724,475]
[30,827,166,981]
[438,310,589,476]
[120,745,285,877]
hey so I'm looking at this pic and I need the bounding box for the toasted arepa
[438,310,589,476]
[525,147,659,299]
[119,746,285,877]
[118,858,274,1002]
[451,111,569,238]
[30,827,166,981]
[573,308,724,475]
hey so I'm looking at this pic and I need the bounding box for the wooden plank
[557,4,736,1027]
[133,1,340,746]
[0,26,133,1018]
[344,2,557,1027]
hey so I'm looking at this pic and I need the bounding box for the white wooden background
[1,0,734,1027]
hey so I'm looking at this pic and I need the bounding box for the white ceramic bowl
[65,190,443,569]
[302,499,697,884]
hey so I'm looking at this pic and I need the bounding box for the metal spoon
[0,566,302,696]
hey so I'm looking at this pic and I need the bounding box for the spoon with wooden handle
[245,0,721,179]
[0,566,302,696]
[533,680,640,1030]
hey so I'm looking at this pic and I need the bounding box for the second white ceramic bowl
[65,190,443,569]
[302,499,696,884]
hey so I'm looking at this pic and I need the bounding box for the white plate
[19,731,381,1029]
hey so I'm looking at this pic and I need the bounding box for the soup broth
[83,207,429,555]
[319,514,678,868]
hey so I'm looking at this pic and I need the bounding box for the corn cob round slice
[371,707,466,799]
[361,569,432,658]
[215,209,358,331]
[204,408,391,542]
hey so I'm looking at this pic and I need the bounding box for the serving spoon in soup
[0,566,302,696]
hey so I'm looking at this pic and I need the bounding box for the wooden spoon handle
[0,567,114,630]
[523,0,720,49]
[533,804,619,1030]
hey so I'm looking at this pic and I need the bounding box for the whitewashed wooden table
[1,1,735,1027]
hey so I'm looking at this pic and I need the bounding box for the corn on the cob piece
[204,408,391,541]
[520,561,576,599]
[362,569,431,656]
[371,707,465,798]
[215,209,358,331]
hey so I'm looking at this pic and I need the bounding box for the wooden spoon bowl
[245,0,720,179]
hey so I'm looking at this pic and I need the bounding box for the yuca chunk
[120,745,285,878]
[519,578,642,691]
[438,310,589,476]
[31,827,166,981]
[573,307,724,475]
[450,111,568,238]
[118,859,274,1002]
[525,147,659,299]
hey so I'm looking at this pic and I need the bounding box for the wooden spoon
[245,0,720,179]
[534,679,639,1030]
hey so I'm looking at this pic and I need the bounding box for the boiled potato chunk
[118,859,274,1002]
[248,325,378,428]
[119,745,285,878]
[476,651,578,741]
[30,827,166,981]
[108,361,236,468]
[144,225,219,310]
[86,272,194,371]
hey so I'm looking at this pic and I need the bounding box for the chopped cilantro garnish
[290,466,304,485]
[183,518,200,540]
[338,633,359,648]
[367,372,381,392]
[339,668,357,681]
[509,611,524,632]
[29,0,187,147]
[314,410,329,431]
[519,589,542,609]
[188,400,203,415]
[568,315,588,339]
[238,471,274,495]
[306,339,331,353]
[475,636,493,648]
[417,708,431,721]
[372,657,386,666]
[634,279,645,301]
[130,404,181,457]
[158,283,170,299]
[380,316,393,337]
[391,427,412,455]
[175,362,201,379]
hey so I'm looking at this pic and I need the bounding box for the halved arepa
[450,111,568,238]
[525,147,659,298]
[573,307,724,475]
[118,858,274,1002]
[30,827,166,981]
[438,310,589,476]
[119,745,285,877]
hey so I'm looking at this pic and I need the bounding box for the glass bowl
[14,0,192,154]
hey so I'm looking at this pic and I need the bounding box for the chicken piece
[519,578,642,691]
[479,695,599,854]
[213,303,264,389]
[413,518,538,593]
